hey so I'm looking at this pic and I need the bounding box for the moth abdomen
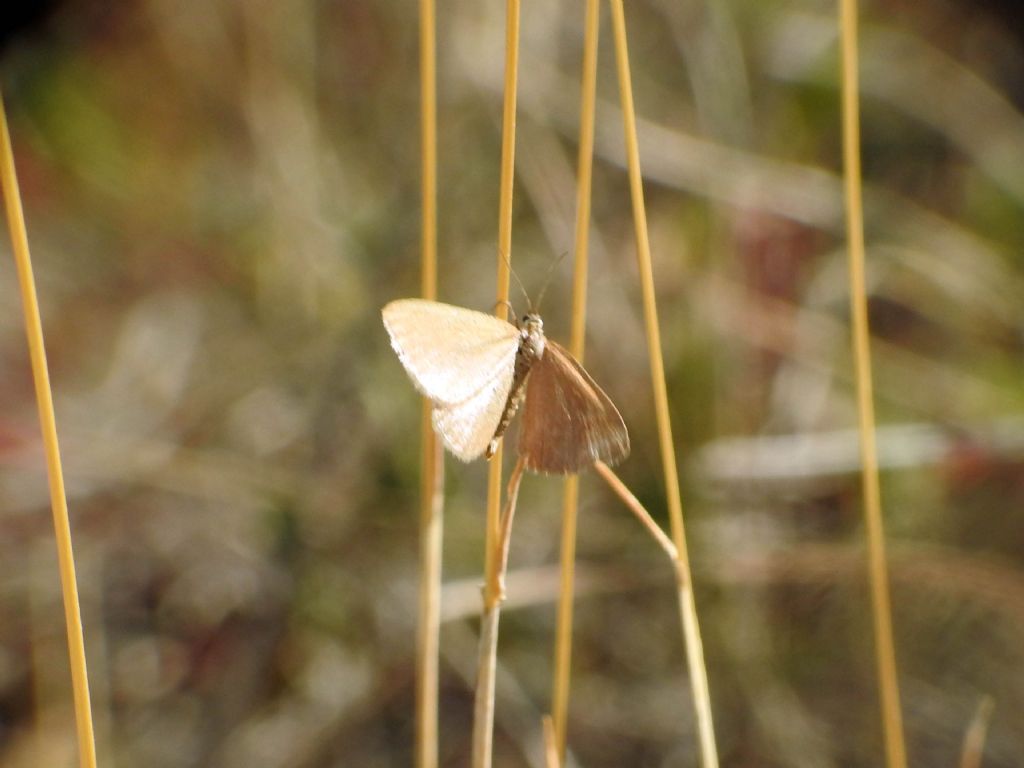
[485,314,546,458]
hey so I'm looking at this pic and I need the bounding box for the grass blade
[607,1,719,764]
[551,0,600,760]
[0,91,98,768]
[476,1,521,765]
[415,0,443,763]
[837,2,908,766]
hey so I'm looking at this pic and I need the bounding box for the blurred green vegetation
[1,0,1024,765]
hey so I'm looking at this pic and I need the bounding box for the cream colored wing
[431,360,514,461]
[382,299,519,406]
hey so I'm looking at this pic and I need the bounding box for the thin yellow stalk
[476,2,521,765]
[837,2,907,766]
[551,0,600,759]
[0,93,98,768]
[607,2,718,765]
[416,0,442,764]
[484,0,520,599]
[494,456,527,599]
[542,715,561,768]
[472,603,502,768]
[552,477,578,759]
[484,455,504,602]
[473,457,527,768]
[958,695,994,768]
[600,472,724,768]
[416,275,444,758]
[594,462,677,562]
[419,0,437,306]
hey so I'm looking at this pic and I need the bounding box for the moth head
[520,313,546,359]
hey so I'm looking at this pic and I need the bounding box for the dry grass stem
[594,462,677,562]
[415,0,442,764]
[476,1,521,765]
[607,1,718,763]
[473,456,527,768]
[594,461,718,768]
[551,0,600,759]
[419,0,438,305]
[471,603,502,768]
[416,417,444,766]
[542,715,562,768]
[0,92,98,768]
[838,2,908,766]
[484,0,521,603]
[492,457,527,606]
[958,695,994,768]
[552,476,578,758]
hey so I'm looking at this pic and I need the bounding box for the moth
[382,298,630,475]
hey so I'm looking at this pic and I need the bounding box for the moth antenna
[533,251,567,313]
[500,249,531,312]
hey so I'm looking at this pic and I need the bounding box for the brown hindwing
[518,341,630,474]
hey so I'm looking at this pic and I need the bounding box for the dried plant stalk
[837,2,908,766]
[551,0,600,759]
[471,603,502,768]
[542,715,561,768]
[473,457,526,768]
[0,92,98,768]
[607,1,719,764]
[475,0,521,765]
[594,463,677,562]
[415,0,443,764]
[959,696,994,768]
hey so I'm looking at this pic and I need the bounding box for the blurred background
[0,0,1023,765]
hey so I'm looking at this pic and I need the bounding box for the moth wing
[432,359,515,461]
[518,341,630,474]
[382,299,520,406]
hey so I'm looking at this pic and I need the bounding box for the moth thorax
[520,314,546,361]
